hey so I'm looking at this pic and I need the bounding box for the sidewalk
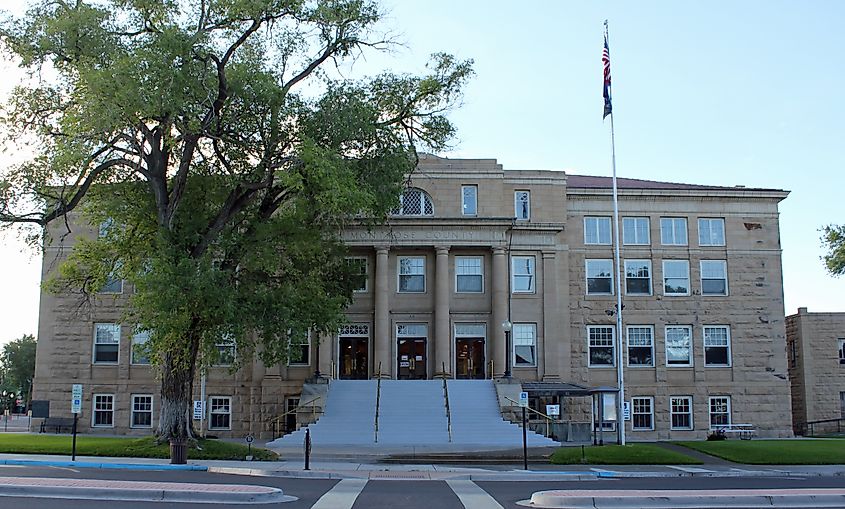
[0,451,843,480]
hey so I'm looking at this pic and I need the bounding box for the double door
[397,338,427,379]
[456,338,485,379]
[339,338,368,379]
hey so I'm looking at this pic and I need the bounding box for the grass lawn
[0,434,278,461]
[550,443,702,465]
[675,439,845,465]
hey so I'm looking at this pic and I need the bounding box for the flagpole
[604,20,626,446]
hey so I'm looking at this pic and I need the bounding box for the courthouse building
[32,154,794,439]
[786,308,845,435]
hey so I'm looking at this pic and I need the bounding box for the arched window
[391,188,433,217]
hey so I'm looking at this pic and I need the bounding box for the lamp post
[501,320,512,379]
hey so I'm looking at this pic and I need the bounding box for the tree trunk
[158,351,196,463]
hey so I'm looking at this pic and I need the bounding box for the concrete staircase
[377,380,449,444]
[447,380,558,447]
[268,379,559,451]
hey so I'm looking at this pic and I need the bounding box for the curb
[523,488,845,508]
[0,476,294,504]
[0,458,208,471]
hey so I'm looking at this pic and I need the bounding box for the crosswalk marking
[311,478,368,509]
[666,465,715,473]
[446,480,504,509]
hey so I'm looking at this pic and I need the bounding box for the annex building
[786,308,845,435]
[32,154,794,440]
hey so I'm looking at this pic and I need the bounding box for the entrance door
[456,338,485,379]
[397,339,427,379]
[284,397,299,434]
[339,338,368,379]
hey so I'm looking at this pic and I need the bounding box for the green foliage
[821,224,845,276]
[549,444,701,465]
[0,334,36,406]
[676,439,845,465]
[0,434,278,460]
[0,0,473,440]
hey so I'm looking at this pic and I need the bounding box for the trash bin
[170,439,188,464]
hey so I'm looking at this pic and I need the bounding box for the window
[670,396,693,430]
[701,260,728,295]
[588,326,615,367]
[627,326,654,367]
[660,217,688,245]
[209,396,232,430]
[584,216,612,245]
[131,395,153,428]
[514,191,530,220]
[100,275,123,294]
[93,323,120,364]
[709,396,731,428]
[586,259,613,295]
[346,257,368,293]
[391,188,433,216]
[93,394,114,427]
[456,256,483,293]
[699,218,726,246]
[704,326,731,366]
[215,335,236,366]
[462,185,478,216]
[288,331,310,366]
[98,217,114,238]
[623,217,650,245]
[511,256,535,293]
[512,323,536,367]
[663,260,690,296]
[624,259,652,295]
[666,326,692,366]
[631,397,654,430]
[131,329,151,365]
[839,339,845,365]
[398,256,426,293]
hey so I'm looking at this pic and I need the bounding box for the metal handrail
[269,396,322,439]
[442,362,452,442]
[374,362,382,443]
[488,360,494,380]
[505,396,554,438]
[805,417,844,437]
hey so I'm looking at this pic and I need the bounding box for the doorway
[284,397,299,434]
[456,338,485,379]
[339,337,368,379]
[397,338,427,379]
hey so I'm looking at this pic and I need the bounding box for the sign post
[70,384,82,461]
[519,391,529,470]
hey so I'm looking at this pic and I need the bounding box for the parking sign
[71,384,82,414]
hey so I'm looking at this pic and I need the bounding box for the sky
[1,0,843,344]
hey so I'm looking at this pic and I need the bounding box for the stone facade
[32,154,794,439]
[786,308,845,435]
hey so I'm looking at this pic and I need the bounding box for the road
[0,465,843,508]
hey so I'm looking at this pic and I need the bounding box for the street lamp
[501,319,512,379]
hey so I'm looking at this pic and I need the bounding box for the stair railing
[269,396,322,440]
[374,361,382,443]
[488,360,494,379]
[505,396,554,438]
[442,362,452,442]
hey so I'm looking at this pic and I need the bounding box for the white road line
[666,465,715,473]
[311,478,368,509]
[446,480,504,509]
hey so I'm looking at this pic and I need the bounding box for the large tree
[0,334,36,408]
[821,224,845,276]
[0,0,472,455]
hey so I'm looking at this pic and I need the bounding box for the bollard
[304,428,311,470]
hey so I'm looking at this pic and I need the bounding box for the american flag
[603,33,612,119]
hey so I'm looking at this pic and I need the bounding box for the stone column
[542,251,561,381]
[434,245,451,378]
[374,247,390,378]
[491,246,509,378]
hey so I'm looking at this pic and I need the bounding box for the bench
[714,423,756,440]
[39,417,75,434]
